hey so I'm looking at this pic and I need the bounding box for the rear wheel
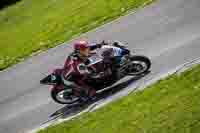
[127,55,151,75]
[51,88,79,104]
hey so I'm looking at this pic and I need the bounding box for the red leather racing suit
[60,44,102,97]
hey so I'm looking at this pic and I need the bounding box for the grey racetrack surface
[1,0,200,132]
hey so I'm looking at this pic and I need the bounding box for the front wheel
[51,88,79,104]
[127,55,151,75]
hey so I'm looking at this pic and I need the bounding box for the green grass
[38,64,200,133]
[0,0,154,70]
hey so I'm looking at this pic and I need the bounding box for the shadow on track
[49,72,150,120]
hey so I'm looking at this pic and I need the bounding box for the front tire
[51,88,79,104]
[128,55,151,75]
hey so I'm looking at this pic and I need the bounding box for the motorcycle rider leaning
[54,40,129,102]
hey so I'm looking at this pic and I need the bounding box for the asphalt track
[1,0,200,132]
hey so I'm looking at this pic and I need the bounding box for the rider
[61,40,105,101]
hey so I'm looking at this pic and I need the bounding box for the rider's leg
[76,80,96,101]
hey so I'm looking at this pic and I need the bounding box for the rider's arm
[77,62,104,79]
[77,63,90,75]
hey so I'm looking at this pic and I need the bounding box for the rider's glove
[98,72,105,78]
[90,72,104,79]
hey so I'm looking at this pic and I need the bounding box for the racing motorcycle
[40,41,151,104]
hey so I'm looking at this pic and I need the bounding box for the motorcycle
[40,41,151,105]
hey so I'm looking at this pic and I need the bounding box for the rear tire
[128,55,151,75]
[51,88,79,104]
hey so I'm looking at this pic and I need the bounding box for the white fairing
[98,45,123,57]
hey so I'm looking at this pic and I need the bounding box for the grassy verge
[0,0,154,70]
[38,64,200,133]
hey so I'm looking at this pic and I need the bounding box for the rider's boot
[79,89,96,103]
[88,89,97,101]
[79,90,90,103]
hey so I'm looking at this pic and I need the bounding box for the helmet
[74,40,89,51]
